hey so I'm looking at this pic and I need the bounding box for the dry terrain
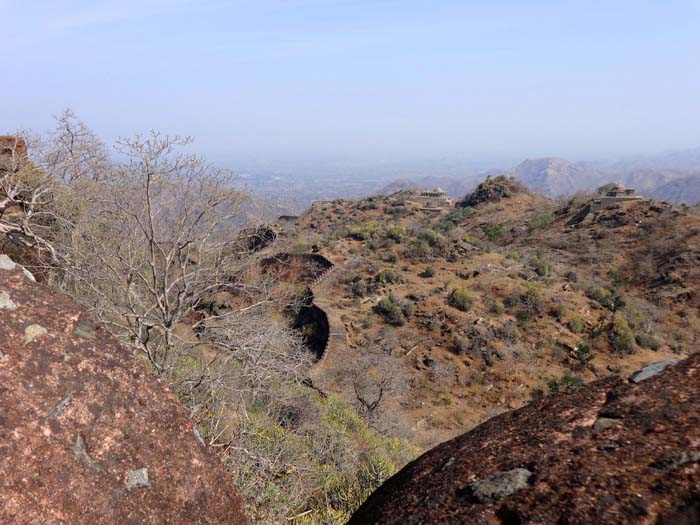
[267,178,700,448]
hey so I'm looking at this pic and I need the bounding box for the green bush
[528,211,554,231]
[549,302,567,321]
[548,373,583,395]
[571,341,593,370]
[490,299,505,315]
[529,256,551,277]
[448,287,472,311]
[495,320,520,343]
[361,199,378,210]
[186,378,418,524]
[560,373,583,392]
[375,268,400,284]
[462,234,486,249]
[513,283,545,324]
[385,225,406,242]
[515,308,532,323]
[452,335,471,355]
[503,292,520,309]
[420,266,435,278]
[405,239,430,260]
[624,305,645,330]
[636,333,662,350]
[588,287,624,310]
[437,206,475,233]
[611,315,636,354]
[589,287,612,305]
[522,283,544,315]
[348,221,381,241]
[291,242,310,253]
[568,317,585,334]
[413,228,448,256]
[375,295,406,325]
[607,268,626,287]
[350,278,369,298]
[482,223,506,241]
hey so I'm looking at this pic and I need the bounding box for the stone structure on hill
[0,135,27,158]
[0,135,27,174]
[349,353,699,525]
[260,252,334,283]
[590,183,644,212]
[407,186,454,211]
[0,255,247,524]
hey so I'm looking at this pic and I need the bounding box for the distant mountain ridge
[377,175,482,198]
[500,157,608,197]
[652,175,700,204]
[611,146,700,172]
[377,147,700,204]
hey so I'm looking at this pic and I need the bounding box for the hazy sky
[3,0,700,166]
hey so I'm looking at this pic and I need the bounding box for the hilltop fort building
[590,183,643,212]
[407,187,454,211]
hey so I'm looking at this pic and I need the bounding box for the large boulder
[0,255,246,524]
[349,353,699,525]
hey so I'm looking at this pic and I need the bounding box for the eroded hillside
[271,177,699,447]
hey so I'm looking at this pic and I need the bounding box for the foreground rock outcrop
[350,352,699,525]
[0,255,246,524]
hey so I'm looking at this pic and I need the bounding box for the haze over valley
[3,2,700,524]
[241,146,700,213]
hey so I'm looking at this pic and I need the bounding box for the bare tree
[41,109,110,184]
[2,111,297,376]
[201,309,313,404]
[60,131,249,373]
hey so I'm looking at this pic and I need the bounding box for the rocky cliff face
[349,353,700,525]
[0,255,246,524]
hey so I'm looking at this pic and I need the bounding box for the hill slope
[349,354,699,525]
[272,181,698,447]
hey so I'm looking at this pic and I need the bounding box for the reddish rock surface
[0,256,246,524]
[350,353,700,525]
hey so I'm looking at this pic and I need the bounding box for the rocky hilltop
[350,354,700,525]
[0,255,246,524]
